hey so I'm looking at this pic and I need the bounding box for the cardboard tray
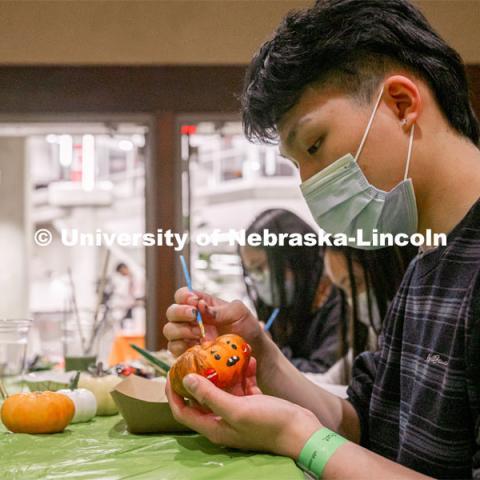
[111,375,191,434]
[23,371,75,392]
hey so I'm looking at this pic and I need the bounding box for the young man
[164,1,480,478]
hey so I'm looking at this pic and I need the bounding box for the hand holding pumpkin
[166,357,321,459]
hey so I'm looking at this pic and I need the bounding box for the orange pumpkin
[1,391,75,434]
[169,334,252,398]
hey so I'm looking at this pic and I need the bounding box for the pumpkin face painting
[169,334,252,398]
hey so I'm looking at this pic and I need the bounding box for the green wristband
[297,427,347,479]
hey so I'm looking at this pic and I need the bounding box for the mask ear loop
[354,85,385,162]
[403,123,415,180]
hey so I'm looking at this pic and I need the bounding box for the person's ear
[383,75,422,130]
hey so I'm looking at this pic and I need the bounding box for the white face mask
[347,291,382,330]
[300,85,418,250]
[251,269,295,307]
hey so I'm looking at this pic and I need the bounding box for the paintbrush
[179,255,206,338]
[264,307,280,332]
[0,380,9,400]
[129,343,171,373]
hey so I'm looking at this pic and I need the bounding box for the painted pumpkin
[1,391,75,434]
[169,334,252,398]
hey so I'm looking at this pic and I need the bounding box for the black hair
[115,263,127,272]
[239,209,340,356]
[242,0,479,145]
[327,244,417,381]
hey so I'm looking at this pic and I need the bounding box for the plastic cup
[63,311,98,371]
[0,319,32,378]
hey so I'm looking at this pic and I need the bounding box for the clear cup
[0,319,32,378]
[63,310,98,371]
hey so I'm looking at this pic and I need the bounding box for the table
[0,413,304,480]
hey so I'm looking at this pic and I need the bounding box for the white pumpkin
[58,388,97,423]
[78,372,122,416]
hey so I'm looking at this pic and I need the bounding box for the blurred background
[0,0,478,365]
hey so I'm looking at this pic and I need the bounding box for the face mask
[300,85,418,250]
[347,291,382,331]
[251,269,295,307]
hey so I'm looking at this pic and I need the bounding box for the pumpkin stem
[87,362,106,377]
[69,371,81,390]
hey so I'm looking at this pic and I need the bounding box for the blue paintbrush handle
[179,255,193,290]
[264,308,280,332]
[179,255,205,336]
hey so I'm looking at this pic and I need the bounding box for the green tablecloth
[0,414,304,480]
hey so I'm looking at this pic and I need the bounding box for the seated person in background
[316,245,416,384]
[240,209,344,373]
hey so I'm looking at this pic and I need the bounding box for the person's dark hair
[240,209,338,356]
[241,0,479,145]
[327,244,417,381]
[115,262,127,272]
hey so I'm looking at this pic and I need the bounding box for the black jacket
[277,288,342,373]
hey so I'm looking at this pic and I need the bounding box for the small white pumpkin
[58,372,97,423]
[78,364,122,416]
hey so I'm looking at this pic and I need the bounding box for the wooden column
[145,112,177,350]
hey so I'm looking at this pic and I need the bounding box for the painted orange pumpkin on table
[169,334,252,398]
[1,391,75,434]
